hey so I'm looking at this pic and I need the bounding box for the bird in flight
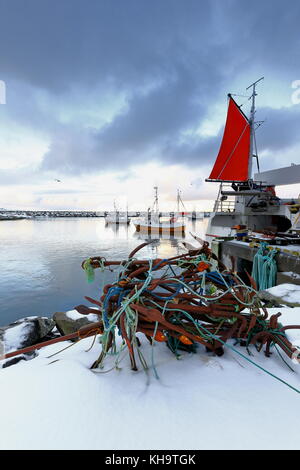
[54,179,61,183]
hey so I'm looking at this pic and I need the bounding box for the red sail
[208,96,251,182]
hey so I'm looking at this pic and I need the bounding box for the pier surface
[216,239,300,280]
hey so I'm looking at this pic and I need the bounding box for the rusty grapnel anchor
[76,240,300,373]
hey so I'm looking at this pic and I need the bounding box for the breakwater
[1,210,102,218]
[0,210,211,218]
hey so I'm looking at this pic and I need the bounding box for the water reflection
[0,217,209,325]
[132,231,185,242]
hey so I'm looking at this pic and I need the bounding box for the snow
[266,283,300,305]
[282,272,300,281]
[65,309,99,323]
[2,323,31,353]
[270,307,300,347]
[279,244,300,254]
[1,308,300,449]
[20,316,38,320]
[230,240,251,246]
[230,239,300,255]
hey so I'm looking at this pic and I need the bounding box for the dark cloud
[221,1,300,79]
[0,0,214,91]
[258,106,300,153]
[41,61,224,172]
[0,0,300,178]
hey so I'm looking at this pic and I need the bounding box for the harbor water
[0,217,209,326]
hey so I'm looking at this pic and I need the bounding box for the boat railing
[215,199,236,213]
[213,183,236,213]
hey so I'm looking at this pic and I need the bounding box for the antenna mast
[246,76,264,180]
[153,186,159,213]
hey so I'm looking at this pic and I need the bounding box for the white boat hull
[206,207,293,240]
[134,221,185,233]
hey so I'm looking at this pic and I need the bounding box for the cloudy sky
[0,0,300,211]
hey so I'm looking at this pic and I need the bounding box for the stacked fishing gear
[76,240,300,374]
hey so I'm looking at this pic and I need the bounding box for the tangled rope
[75,241,300,393]
[251,242,277,290]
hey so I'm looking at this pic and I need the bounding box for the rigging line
[178,193,187,212]
[254,132,260,173]
[236,96,251,109]
[217,122,250,180]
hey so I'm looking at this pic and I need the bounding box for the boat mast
[176,188,186,214]
[246,76,264,180]
[153,186,159,213]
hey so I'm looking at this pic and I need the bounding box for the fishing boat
[105,201,130,225]
[187,210,203,220]
[133,187,186,234]
[205,77,300,239]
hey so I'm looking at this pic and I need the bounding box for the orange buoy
[118,278,130,287]
[197,261,210,272]
[154,331,167,342]
[179,335,193,345]
[194,335,203,342]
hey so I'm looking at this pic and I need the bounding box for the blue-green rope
[148,300,300,395]
[252,242,277,290]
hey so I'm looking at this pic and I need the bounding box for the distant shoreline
[0,210,211,219]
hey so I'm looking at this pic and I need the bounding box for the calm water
[0,217,208,326]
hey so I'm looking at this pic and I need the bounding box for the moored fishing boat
[205,78,300,240]
[134,215,185,234]
[105,201,130,225]
[105,213,130,225]
[133,187,185,234]
[187,210,203,220]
